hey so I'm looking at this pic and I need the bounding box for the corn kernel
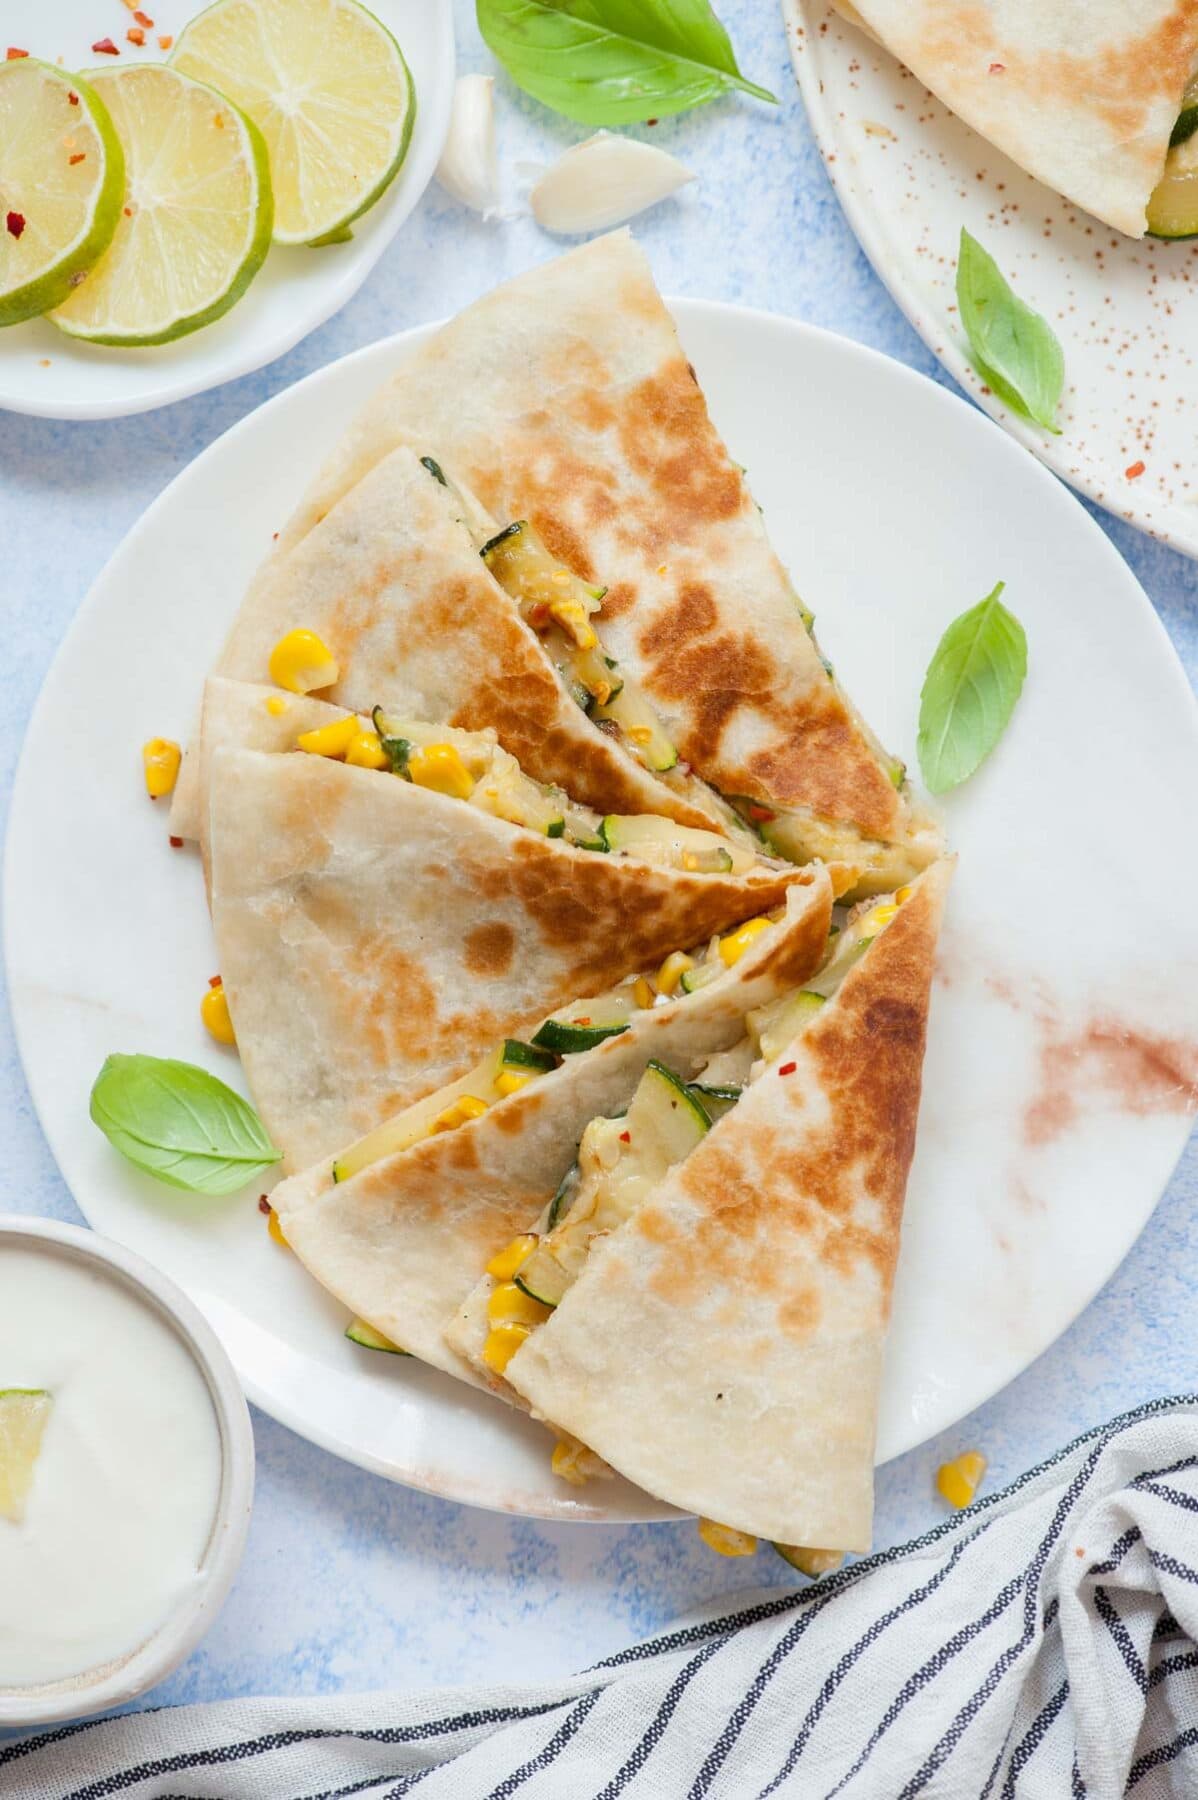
[780,1545,844,1578]
[408,743,474,799]
[655,950,695,996]
[633,976,655,1010]
[486,1234,537,1281]
[296,715,358,760]
[550,600,597,649]
[698,1518,758,1557]
[269,629,340,695]
[142,737,181,799]
[267,1207,289,1250]
[344,730,388,770]
[937,1450,987,1510]
[718,917,772,968]
[863,903,900,935]
[431,1095,489,1135]
[895,885,914,905]
[482,1322,530,1375]
[265,695,289,717]
[487,1281,551,1326]
[200,980,236,1046]
[552,1433,605,1487]
[495,1070,533,1098]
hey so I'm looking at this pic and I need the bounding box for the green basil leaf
[90,1054,281,1195]
[917,583,1028,796]
[476,0,776,125]
[956,229,1064,432]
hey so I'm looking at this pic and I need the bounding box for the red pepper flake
[68,90,80,105]
[988,61,1005,73]
[208,974,223,989]
[1125,459,1146,480]
[69,152,86,165]
[778,1061,797,1076]
[258,1194,272,1215]
[747,803,776,823]
[168,835,184,848]
[126,25,146,44]
[134,8,154,23]
[123,205,133,216]
[574,1017,591,1026]
[618,1131,631,1143]
[158,34,173,49]
[92,37,120,55]
[6,46,29,59]
[6,211,25,239]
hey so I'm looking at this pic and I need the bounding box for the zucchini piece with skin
[346,1319,410,1355]
[532,1017,630,1054]
[371,707,412,776]
[500,1039,558,1076]
[599,815,739,873]
[480,521,605,641]
[1148,129,1198,238]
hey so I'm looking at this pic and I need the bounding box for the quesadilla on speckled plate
[222,233,942,892]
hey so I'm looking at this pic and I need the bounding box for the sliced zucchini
[515,1245,571,1308]
[532,1016,630,1054]
[472,762,566,837]
[420,456,448,487]
[1148,130,1198,238]
[569,640,624,708]
[1171,70,1198,147]
[632,1061,711,1161]
[501,1039,558,1076]
[546,1161,580,1230]
[481,520,602,646]
[346,1319,410,1355]
[680,960,721,994]
[600,815,741,874]
[748,989,825,1064]
[687,1083,742,1121]
[592,684,677,773]
[371,706,412,776]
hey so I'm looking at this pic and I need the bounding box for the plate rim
[0,3,455,423]
[6,298,1197,1516]
[781,0,1198,563]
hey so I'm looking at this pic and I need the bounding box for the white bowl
[0,1216,254,1728]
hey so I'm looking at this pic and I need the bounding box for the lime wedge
[171,0,415,246]
[0,1389,53,1525]
[0,60,124,328]
[51,64,273,346]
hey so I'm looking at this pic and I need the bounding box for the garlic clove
[531,133,695,237]
[436,74,499,216]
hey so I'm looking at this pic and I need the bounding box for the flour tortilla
[270,876,834,1387]
[233,234,939,875]
[837,0,1198,237]
[504,858,953,1552]
[208,745,820,1171]
[171,444,737,842]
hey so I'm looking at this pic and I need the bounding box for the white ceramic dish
[0,0,453,420]
[6,302,1198,1522]
[0,1216,254,1728]
[783,0,1198,561]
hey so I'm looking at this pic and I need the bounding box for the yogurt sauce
[0,1244,223,1689]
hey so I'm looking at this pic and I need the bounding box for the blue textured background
[1,0,1195,1712]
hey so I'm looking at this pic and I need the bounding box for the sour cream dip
[0,1235,225,1692]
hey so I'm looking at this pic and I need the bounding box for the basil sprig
[476,0,775,126]
[90,1054,281,1195]
[956,229,1064,433]
[917,583,1028,796]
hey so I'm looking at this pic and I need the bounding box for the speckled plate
[6,303,1198,1522]
[783,0,1198,559]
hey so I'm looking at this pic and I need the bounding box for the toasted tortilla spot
[617,361,745,534]
[779,1286,823,1339]
[465,921,516,976]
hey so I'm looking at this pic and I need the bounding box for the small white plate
[0,0,453,420]
[784,0,1198,560]
[6,303,1197,1520]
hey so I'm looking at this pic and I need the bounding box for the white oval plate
[784,0,1198,560]
[0,0,453,420]
[6,303,1198,1521]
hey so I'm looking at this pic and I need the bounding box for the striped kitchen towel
[7,1396,1198,1800]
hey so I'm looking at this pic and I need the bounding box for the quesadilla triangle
[835,1,1198,239]
[170,444,748,845]
[206,716,844,1171]
[247,232,942,893]
[470,857,953,1555]
[268,874,835,1387]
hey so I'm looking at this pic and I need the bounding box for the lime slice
[171,0,415,246]
[0,60,124,328]
[0,1389,53,1525]
[51,64,273,346]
